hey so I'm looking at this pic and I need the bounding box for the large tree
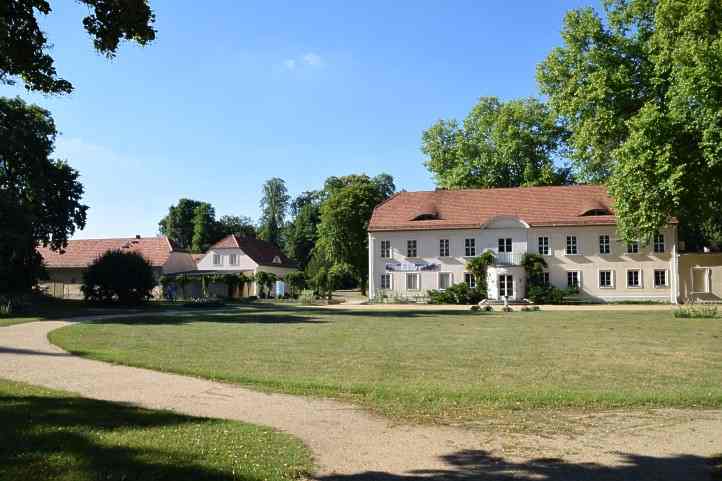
[284,191,323,270]
[422,96,570,189]
[159,199,204,250]
[258,177,289,247]
[313,174,395,292]
[537,0,722,246]
[216,215,256,239]
[1,0,155,94]
[191,202,216,253]
[0,97,87,293]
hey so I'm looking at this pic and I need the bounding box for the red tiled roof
[37,236,175,268]
[209,235,297,268]
[369,185,631,232]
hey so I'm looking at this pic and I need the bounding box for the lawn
[50,305,722,426]
[0,379,312,481]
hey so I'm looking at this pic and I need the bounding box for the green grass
[50,305,722,425]
[0,379,312,481]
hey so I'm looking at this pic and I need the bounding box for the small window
[567,271,580,289]
[380,273,392,290]
[272,255,282,264]
[464,238,476,257]
[654,269,667,287]
[542,272,550,287]
[599,235,610,255]
[438,272,452,290]
[498,238,512,253]
[627,241,640,254]
[213,254,222,266]
[654,234,665,253]
[439,239,450,257]
[407,240,418,258]
[538,236,550,256]
[599,270,613,288]
[229,254,238,265]
[627,269,641,288]
[464,272,476,289]
[566,236,578,255]
[380,240,391,258]
[406,273,420,290]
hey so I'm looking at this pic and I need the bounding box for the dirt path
[1,315,720,480]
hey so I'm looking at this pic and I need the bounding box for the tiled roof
[209,235,298,268]
[368,185,636,232]
[37,236,174,268]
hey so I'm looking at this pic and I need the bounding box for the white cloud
[280,52,322,71]
[302,52,322,66]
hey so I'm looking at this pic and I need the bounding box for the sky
[3,0,596,239]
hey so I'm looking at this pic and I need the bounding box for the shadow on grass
[0,392,261,481]
[318,449,720,481]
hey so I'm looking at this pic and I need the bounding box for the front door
[499,275,514,299]
[692,268,711,293]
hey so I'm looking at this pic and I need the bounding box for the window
[464,238,476,257]
[439,239,450,257]
[407,240,417,258]
[538,236,550,256]
[654,233,665,253]
[380,273,391,290]
[213,254,222,266]
[464,273,476,289]
[406,273,420,290]
[599,235,610,255]
[498,238,512,253]
[380,240,391,258]
[272,255,282,264]
[567,271,580,289]
[599,270,613,288]
[542,272,550,287]
[229,254,238,265]
[439,272,452,290]
[627,269,641,288]
[627,241,639,254]
[566,235,578,255]
[654,269,668,287]
[499,275,514,297]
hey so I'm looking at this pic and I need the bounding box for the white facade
[368,219,679,303]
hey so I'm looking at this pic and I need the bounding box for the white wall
[196,248,258,271]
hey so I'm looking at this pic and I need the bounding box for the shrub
[501,306,513,312]
[299,289,316,305]
[427,282,485,305]
[674,305,719,319]
[527,285,577,304]
[521,306,541,312]
[284,271,305,298]
[470,305,480,311]
[482,305,493,312]
[82,250,156,305]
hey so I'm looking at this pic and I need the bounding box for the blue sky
[3,0,594,238]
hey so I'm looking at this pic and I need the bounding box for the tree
[284,191,322,270]
[159,199,204,250]
[283,271,305,298]
[216,215,256,239]
[313,174,395,293]
[191,202,216,253]
[1,0,155,94]
[82,250,155,304]
[254,271,277,299]
[422,97,570,189]
[258,177,289,247]
[537,0,722,245]
[521,253,548,294]
[0,97,88,294]
[465,251,495,294]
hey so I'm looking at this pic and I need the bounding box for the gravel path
[1,314,720,480]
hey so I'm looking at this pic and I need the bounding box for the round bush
[82,250,156,304]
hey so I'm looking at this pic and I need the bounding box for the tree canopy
[1,0,156,94]
[258,177,289,247]
[422,96,570,189]
[284,191,322,270]
[537,0,722,245]
[0,97,88,293]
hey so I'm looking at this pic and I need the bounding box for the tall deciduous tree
[159,199,204,250]
[314,174,395,292]
[0,97,88,293]
[537,0,722,246]
[191,202,216,253]
[284,191,322,270]
[422,97,570,189]
[216,215,256,239]
[258,177,289,247]
[1,0,156,94]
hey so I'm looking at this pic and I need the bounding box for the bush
[674,305,719,318]
[482,305,493,312]
[527,285,578,304]
[521,305,541,312]
[82,250,156,305]
[427,283,485,305]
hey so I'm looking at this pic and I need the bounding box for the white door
[499,275,514,299]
